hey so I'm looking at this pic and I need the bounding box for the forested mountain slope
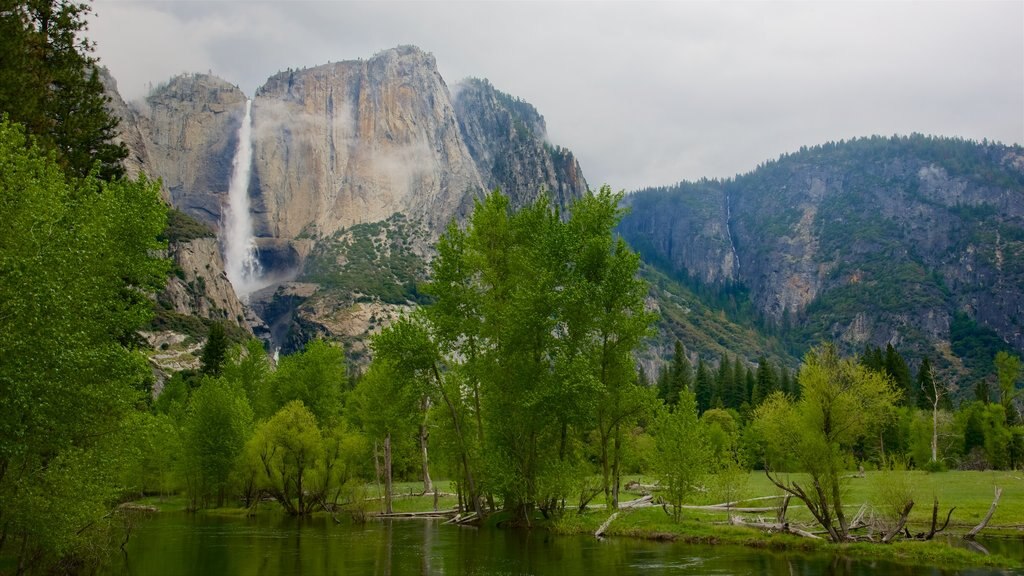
[620,135,1024,386]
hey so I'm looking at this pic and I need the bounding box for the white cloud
[91,1,1024,191]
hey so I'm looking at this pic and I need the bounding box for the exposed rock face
[100,68,157,190]
[620,136,1024,376]
[137,74,247,229]
[162,237,248,324]
[251,46,483,239]
[105,46,591,356]
[452,78,588,209]
[619,181,738,285]
[102,71,251,333]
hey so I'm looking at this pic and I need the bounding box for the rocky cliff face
[161,237,248,324]
[452,78,587,209]
[621,136,1024,379]
[106,46,589,357]
[137,74,247,229]
[103,73,251,337]
[251,46,483,239]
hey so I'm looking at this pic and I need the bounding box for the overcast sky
[90,1,1024,191]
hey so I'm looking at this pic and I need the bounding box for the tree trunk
[965,487,1001,540]
[420,397,433,494]
[612,422,622,509]
[373,440,383,514]
[384,433,393,515]
[431,363,481,518]
[600,428,611,508]
[931,392,939,463]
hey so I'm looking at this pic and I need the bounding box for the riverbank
[127,470,1024,571]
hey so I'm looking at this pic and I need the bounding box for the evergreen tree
[199,322,229,377]
[0,0,127,180]
[744,366,756,407]
[716,354,733,409]
[883,344,913,406]
[753,355,778,406]
[694,358,713,415]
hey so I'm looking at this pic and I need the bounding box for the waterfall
[223,99,262,301]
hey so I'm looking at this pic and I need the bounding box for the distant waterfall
[223,99,262,301]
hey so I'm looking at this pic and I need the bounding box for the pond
[104,512,1020,576]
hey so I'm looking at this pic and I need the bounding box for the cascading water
[223,99,262,301]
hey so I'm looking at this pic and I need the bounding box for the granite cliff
[620,136,1024,383]
[108,46,588,357]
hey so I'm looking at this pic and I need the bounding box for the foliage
[0,0,127,180]
[180,378,253,509]
[302,214,428,305]
[160,207,216,243]
[0,118,167,570]
[653,391,710,522]
[267,339,347,426]
[754,345,899,542]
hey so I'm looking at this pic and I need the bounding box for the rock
[251,46,484,240]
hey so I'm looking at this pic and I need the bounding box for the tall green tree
[752,355,778,406]
[268,340,347,426]
[653,391,709,523]
[757,345,899,542]
[0,119,166,570]
[415,187,652,523]
[199,322,229,377]
[0,0,127,180]
[694,358,714,414]
[994,351,1021,425]
[181,378,252,509]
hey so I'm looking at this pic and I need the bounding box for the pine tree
[883,344,912,406]
[0,0,127,180]
[716,354,733,409]
[753,355,778,406]
[694,358,713,415]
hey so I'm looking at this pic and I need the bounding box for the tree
[244,401,323,515]
[756,344,899,542]
[0,119,166,570]
[181,378,252,508]
[268,340,347,426]
[199,322,229,377]
[661,340,692,407]
[0,0,127,180]
[694,358,714,414]
[349,351,421,514]
[653,391,709,522]
[752,355,778,406]
[222,339,272,419]
[994,352,1021,426]
[414,187,653,523]
[884,344,912,406]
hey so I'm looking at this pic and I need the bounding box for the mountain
[620,135,1024,386]
[107,46,587,358]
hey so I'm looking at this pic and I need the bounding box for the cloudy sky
[91,1,1023,191]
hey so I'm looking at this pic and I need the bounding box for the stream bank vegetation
[118,190,1023,570]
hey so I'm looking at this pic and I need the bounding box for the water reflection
[107,513,1019,576]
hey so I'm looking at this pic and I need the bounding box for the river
[104,512,1020,575]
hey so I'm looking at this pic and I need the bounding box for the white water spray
[223,99,262,301]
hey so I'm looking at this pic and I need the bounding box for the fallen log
[881,500,914,544]
[595,512,619,538]
[729,516,821,540]
[375,509,459,518]
[964,487,1002,541]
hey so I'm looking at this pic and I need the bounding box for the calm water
[105,513,1020,576]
